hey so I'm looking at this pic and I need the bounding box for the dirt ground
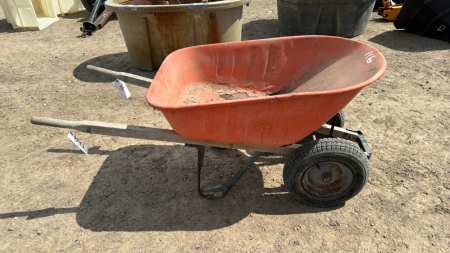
[1,1,450,252]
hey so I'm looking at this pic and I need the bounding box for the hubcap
[301,162,353,198]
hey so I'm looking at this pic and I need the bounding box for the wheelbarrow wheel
[283,138,369,207]
[326,110,345,128]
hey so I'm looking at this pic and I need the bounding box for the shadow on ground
[0,12,91,34]
[369,30,450,52]
[72,52,156,87]
[0,144,341,231]
[0,19,40,34]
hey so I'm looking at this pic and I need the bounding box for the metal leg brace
[186,144,263,199]
[329,114,338,137]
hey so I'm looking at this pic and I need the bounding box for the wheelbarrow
[31,36,386,207]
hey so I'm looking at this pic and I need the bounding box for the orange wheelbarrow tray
[31,36,386,207]
[147,35,386,147]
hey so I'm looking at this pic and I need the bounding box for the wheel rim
[301,161,353,198]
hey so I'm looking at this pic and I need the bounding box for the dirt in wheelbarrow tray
[1,5,450,253]
[182,82,271,104]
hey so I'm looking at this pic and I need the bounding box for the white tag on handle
[113,79,131,99]
[67,131,88,154]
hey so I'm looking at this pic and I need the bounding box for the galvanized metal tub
[277,0,375,38]
[106,0,251,71]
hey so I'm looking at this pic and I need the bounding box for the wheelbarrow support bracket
[344,129,372,159]
[186,144,264,199]
[356,131,372,159]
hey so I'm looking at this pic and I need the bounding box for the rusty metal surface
[117,12,154,70]
[80,0,113,36]
[301,162,353,198]
[108,0,247,70]
[96,10,114,28]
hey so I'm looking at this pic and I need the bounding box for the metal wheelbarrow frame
[32,36,385,207]
[31,113,371,208]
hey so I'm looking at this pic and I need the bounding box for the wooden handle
[87,65,153,86]
[30,116,299,155]
[87,65,121,79]
[31,116,89,132]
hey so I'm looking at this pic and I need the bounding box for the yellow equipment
[378,0,403,21]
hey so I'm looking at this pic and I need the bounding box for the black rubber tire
[326,110,345,128]
[283,138,369,207]
[81,0,105,13]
